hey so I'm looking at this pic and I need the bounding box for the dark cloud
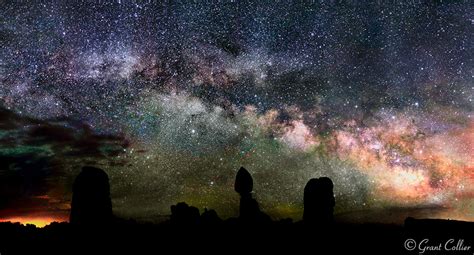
[0,107,128,215]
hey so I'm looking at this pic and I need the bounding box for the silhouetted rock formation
[303,177,335,225]
[234,167,270,223]
[2,164,473,255]
[200,208,222,225]
[170,202,200,225]
[70,166,113,225]
[235,167,253,195]
[169,203,223,226]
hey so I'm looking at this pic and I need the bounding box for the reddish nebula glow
[280,120,320,151]
[331,112,474,207]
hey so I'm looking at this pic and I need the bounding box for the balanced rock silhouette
[234,167,270,223]
[70,166,113,225]
[303,177,335,225]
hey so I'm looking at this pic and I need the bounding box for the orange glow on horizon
[0,216,68,228]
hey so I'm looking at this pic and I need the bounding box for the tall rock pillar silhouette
[303,177,335,225]
[70,166,113,225]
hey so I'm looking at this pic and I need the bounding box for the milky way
[0,1,472,223]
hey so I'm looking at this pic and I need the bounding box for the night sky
[0,1,473,225]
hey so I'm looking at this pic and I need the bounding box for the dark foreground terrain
[0,217,473,255]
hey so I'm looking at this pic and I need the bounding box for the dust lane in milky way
[0,1,472,223]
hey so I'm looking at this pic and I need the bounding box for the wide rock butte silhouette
[70,166,113,225]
